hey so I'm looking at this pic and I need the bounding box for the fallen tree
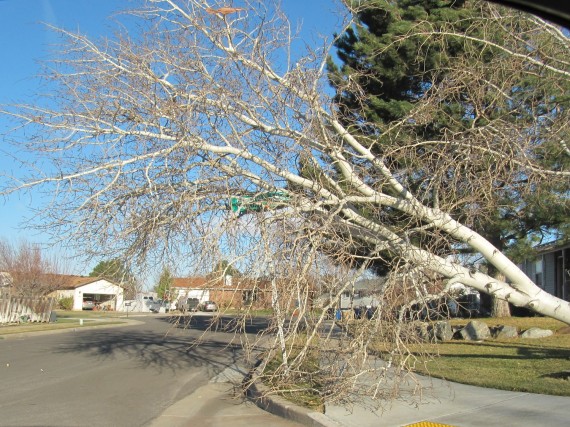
[1,0,569,405]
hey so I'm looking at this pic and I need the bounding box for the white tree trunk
[1,0,568,329]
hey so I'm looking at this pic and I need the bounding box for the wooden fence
[0,295,55,324]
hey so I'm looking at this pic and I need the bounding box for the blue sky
[0,0,343,276]
[0,0,140,273]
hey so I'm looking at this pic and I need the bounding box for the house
[338,278,386,309]
[49,275,124,311]
[172,276,272,310]
[519,240,570,302]
[118,291,160,312]
[171,277,211,306]
[315,277,386,310]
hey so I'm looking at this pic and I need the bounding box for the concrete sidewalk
[7,316,568,426]
[308,322,570,427]
[324,374,570,427]
[141,318,570,427]
[148,365,302,427]
[151,360,569,427]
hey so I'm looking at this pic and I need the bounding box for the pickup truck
[177,297,200,313]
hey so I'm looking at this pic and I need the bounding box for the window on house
[242,289,258,304]
[535,259,543,288]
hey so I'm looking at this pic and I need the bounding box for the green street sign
[230,191,290,216]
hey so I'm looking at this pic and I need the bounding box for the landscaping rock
[494,325,518,339]
[521,327,553,339]
[433,321,453,341]
[459,320,491,341]
[452,329,463,340]
[415,322,431,342]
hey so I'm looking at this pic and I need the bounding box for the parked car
[177,297,200,313]
[149,299,169,313]
[199,301,218,312]
[82,299,95,310]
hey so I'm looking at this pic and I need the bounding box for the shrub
[58,296,74,310]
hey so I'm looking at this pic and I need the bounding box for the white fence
[0,295,55,324]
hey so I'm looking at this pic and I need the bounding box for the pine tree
[90,259,138,298]
[155,266,173,300]
[328,0,570,309]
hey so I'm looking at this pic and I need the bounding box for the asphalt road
[0,315,269,427]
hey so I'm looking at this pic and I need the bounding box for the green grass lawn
[412,317,570,396]
[0,310,127,336]
[263,316,570,411]
[260,335,325,412]
[222,308,274,317]
[54,309,125,319]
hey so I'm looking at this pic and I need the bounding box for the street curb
[0,318,143,340]
[245,367,343,427]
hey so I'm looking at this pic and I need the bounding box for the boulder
[459,320,491,341]
[433,321,453,341]
[494,325,518,339]
[452,327,464,340]
[520,327,553,339]
[414,322,432,342]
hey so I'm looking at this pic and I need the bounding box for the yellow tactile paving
[404,422,457,427]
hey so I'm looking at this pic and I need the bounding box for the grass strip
[408,317,570,396]
[260,336,325,411]
[0,318,125,335]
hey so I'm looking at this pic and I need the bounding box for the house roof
[354,278,386,291]
[52,275,120,290]
[0,272,116,290]
[534,239,570,255]
[172,276,270,290]
[58,276,101,289]
[172,277,209,289]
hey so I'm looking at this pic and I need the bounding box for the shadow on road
[53,317,255,375]
[163,314,272,335]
